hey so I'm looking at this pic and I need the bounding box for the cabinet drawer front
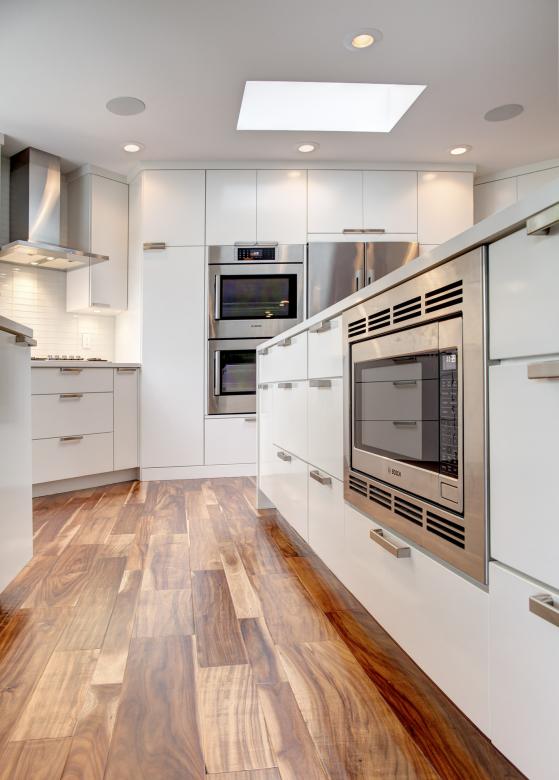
[258,347,279,384]
[308,316,343,379]
[274,331,307,381]
[489,563,559,780]
[32,368,113,395]
[490,361,559,590]
[308,471,345,579]
[489,224,559,359]
[343,504,489,732]
[308,378,343,480]
[205,417,257,465]
[275,450,308,541]
[33,432,113,484]
[260,443,284,510]
[32,392,113,439]
[273,380,307,461]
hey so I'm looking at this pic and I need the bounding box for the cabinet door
[256,170,307,244]
[418,171,473,245]
[141,247,204,468]
[473,178,517,223]
[490,360,559,590]
[205,417,257,465]
[308,470,345,580]
[363,171,417,234]
[114,368,139,470]
[307,378,343,480]
[141,170,205,246]
[489,563,559,780]
[308,170,362,234]
[206,170,256,245]
[273,380,307,461]
[308,316,343,379]
[90,175,129,310]
[275,451,308,541]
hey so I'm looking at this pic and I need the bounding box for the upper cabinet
[308,170,362,234]
[206,169,307,245]
[141,169,205,247]
[363,171,418,234]
[418,171,473,245]
[66,173,128,313]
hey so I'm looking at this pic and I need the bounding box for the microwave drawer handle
[526,203,559,235]
[309,320,332,334]
[370,528,411,558]
[392,420,417,427]
[309,469,332,486]
[392,380,417,387]
[529,594,559,628]
[527,360,559,380]
[277,450,291,462]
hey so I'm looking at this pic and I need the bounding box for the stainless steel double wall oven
[208,244,304,414]
[343,248,488,583]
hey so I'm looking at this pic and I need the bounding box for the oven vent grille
[348,317,367,338]
[369,483,392,510]
[368,307,390,331]
[426,511,465,548]
[394,496,424,527]
[425,280,463,314]
[349,475,368,497]
[392,295,422,325]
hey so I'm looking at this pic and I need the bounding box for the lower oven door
[208,339,264,415]
[351,319,463,511]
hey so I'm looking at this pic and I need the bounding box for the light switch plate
[81,332,91,348]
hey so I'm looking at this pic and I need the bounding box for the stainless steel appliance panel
[208,244,305,264]
[308,242,364,317]
[208,338,265,415]
[365,241,419,286]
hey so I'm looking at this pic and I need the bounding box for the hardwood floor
[0,478,522,779]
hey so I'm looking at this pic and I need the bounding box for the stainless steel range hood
[0,148,108,270]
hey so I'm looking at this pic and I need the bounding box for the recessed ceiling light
[123,142,144,153]
[106,96,146,116]
[344,28,383,51]
[484,104,524,122]
[449,145,472,155]
[297,142,319,153]
[238,81,426,133]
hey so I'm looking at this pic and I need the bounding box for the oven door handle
[214,275,221,321]
[213,350,221,396]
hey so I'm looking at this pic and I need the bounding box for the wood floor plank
[0,737,72,780]
[23,544,101,608]
[70,511,118,545]
[192,570,247,667]
[141,533,190,590]
[124,480,148,505]
[98,534,135,558]
[0,555,58,614]
[91,570,142,685]
[10,649,99,740]
[133,589,194,637]
[125,514,153,571]
[278,641,439,779]
[196,663,276,774]
[236,528,291,577]
[189,507,223,571]
[287,555,364,614]
[111,503,144,535]
[105,636,204,780]
[257,681,329,780]
[239,618,287,686]
[61,683,121,780]
[220,541,262,619]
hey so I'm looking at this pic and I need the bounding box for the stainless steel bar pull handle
[277,451,291,462]
[309,379,331,388]
[15,334,37,347]
[60,435,84,442]
[370,528,411,558]
[91,302,110,308]
[392,420,418,427]
[258,383,269,390]
[213,351,221,396]
[526,202,559,235]
[260,347,269,355]
[392,380,418,387]
[354,270,361,292]
[117,367,136,373]
[60,367,83,374]
[309,320,332,334]
[343,228,385,234]
[59,393,83,399]
[234,241,258,247]
[244,417,256,423]
[527,360,559,380]
[214,276,221,321]
[529,594,559,628]
[277,382,292,389]
[278,337,292,347]
[309,469,332,486]
[143,242,166,250]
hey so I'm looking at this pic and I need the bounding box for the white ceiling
[1,0,558,176]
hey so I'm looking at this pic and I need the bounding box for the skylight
[237,81,426,133]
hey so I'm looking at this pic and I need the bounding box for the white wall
[474,159,559,222]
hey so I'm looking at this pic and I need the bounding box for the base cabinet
[308,471,345,580]
[205,417,256,465]
[274,448,308,541]
[114,368,139,470]
[33,433,114,483]
[489,563,559,780]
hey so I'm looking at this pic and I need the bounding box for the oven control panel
[439,349,459,478]
[237,247,276,261]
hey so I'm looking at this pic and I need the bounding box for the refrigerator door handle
[354,269,363,292]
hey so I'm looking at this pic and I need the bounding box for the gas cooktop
[31,355,108,361]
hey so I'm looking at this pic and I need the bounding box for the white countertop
[259,177,559,351]
[31,361,141,368]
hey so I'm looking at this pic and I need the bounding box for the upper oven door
[351,318,463,511]
[209,263,304,338]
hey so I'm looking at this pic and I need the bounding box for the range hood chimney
[0,147,108,270]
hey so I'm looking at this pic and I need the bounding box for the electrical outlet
[81,333,91,349]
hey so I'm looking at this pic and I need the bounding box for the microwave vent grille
[369,483,392,509]
[392,295,422,325]
[349,475,368,497]
[348,316,367,338]
[426,511,465,548]
[368,307,390,331]
[425,280,463,314]
[394,496,424,527]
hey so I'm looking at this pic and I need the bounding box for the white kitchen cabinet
[473,178,517,223]
[363,171,418,234]
[273,380,307,462]
[141,246,204,468]
[418,171,473,245]
[32,392,113,439]
[258,345,280,384]
[141,169,205,247]
[31,367,113,395]
[258,383,276,503]
[113,368,139,470]
[261,442,283,510]
[489,223,559,359]
[274,449,308,541]
[206,170,257,245]
[516,166,559,199]
[489,563,559,780]
[343,504,490,732]
[33,433,113,483]
[490,360,559,590]
[257,170,307,244]
[308,470,345,580]
[307,377,343,480]
[272,331,307,382]
[307,316,343,379]
[205,417,257,465]
[66,173,128,313]
[308,170,363,234]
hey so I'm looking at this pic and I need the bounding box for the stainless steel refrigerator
[307,241,419,317]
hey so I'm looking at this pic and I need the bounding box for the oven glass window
[217,350,256,395]
[353,353,441,473]
[219,275,297,319]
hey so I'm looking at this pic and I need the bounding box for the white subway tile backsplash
[0,264,114,359]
